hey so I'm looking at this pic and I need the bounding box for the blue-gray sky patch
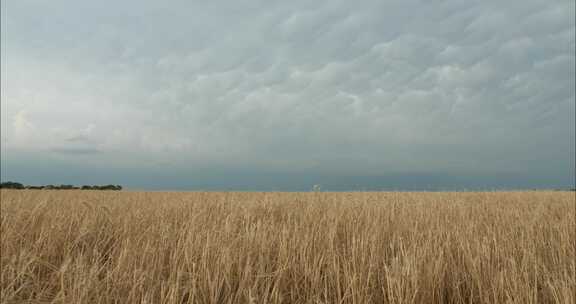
[50,147,102,155]
[1,0,574,190]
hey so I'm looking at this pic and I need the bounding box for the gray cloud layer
[1,0,574,188]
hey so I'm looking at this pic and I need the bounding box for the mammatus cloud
[1,0,574,184]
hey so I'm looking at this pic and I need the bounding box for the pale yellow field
[1,190,574,303]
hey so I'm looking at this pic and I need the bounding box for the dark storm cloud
[1,0,574,188]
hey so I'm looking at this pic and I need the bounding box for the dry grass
[1,190,574,303]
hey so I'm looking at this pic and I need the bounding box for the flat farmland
[1,190,574,303]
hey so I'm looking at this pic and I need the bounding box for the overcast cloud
[1,0,574,190]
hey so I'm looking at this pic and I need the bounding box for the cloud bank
[1,0,574,188]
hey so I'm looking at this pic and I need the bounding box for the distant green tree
[0,182,24,189]
[99,185,122,191]
[1,181,122,191]
[26,186,45,190]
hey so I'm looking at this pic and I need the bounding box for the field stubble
[1,190,574,303]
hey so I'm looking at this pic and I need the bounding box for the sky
[1,0,575,191]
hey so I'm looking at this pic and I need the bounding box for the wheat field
[1,190,574,303]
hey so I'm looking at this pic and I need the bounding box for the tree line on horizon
[0,181,122,191]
